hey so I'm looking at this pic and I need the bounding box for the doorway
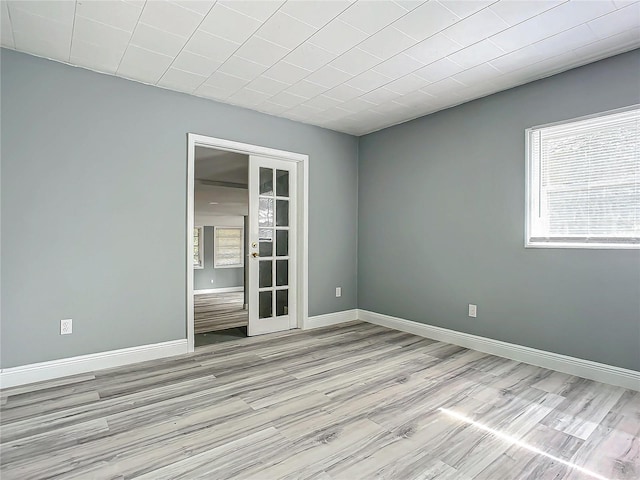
[187,134,309,352]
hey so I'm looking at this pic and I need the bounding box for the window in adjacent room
[193,226,204,269]
[526,106,639,249]
[214,226,244,268]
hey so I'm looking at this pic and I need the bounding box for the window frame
[214,226,245,269]
[193,226,204,269]
[525,105,640,250]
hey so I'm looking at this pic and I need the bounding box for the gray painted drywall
[1,49,358,368]
[359,49,640,371]
[194,227,243,290]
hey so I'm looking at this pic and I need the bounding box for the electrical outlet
[335,287,342,298]
[468,304,477,318]
[60,319,73,335]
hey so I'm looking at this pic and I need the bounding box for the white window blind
[527,106,640,248]
[214,227,244,268]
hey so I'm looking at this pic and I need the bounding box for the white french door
[248,155,297,336]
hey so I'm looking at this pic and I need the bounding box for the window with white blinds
[526,106,640,249]
[214,227,244,268]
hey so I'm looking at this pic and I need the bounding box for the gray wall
[1,49,358,368]
[194,226,243,290]
[358,49,640,371]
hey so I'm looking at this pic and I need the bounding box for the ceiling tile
[489,43,548,73]
[257,100,290,115]
[199,4,262,44]
[340,96,377,113]
[74,15,131,52]
[158,67,207,91]
[284,80,327,98]
[117,45,174,83]
[324,83,366,101]
[185,30,240,62]
[393,0,427,11]
[172,50,222,77]
[256,11,317,49]
[263,61,311,84]
[421,76,467,96]
[414,57,465,83]
[446,39,505,69]
[307,19,369,55]
[75,0,142,32]
[278,0,350,29]
[360,87,402,104]
[574,26,640,61]
[129,22,188,57]
[439,0,496,19]
[227,88,272,106]
[357,26,417,60]
[7,0,74,25]
[404,33,461,64]
[373,53,424,79]
[394,88,435,107]
[338,0,408,34]
[245,75,289,95]
[329,48,383,76]
[489,0,566,27]
[532,25,600,58]
[384,73,427,94]
[138,1,204,37]
[217,55,268,81]
[587,3,640,39]
[194,82,235,100]
[305,65,352,90]
[70,38,124,73]
[392,0,460,41]
[268,90,307,108]
[172,1,216,16]
[205,70,250,92]
[441,7,510,46]
[303,94,343,111]
[490,0,617,52]
[283,42,336,71]
[235,36,290,67]
[10,9,71,61]
[1,2,15,48]
[451,62,501,86]
[219,0,284,22]
[345,69,392,91]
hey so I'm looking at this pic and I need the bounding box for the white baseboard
[0,339,189,389]
[305,309,359,330]
[194,286,244,295]
[358,309,640,391]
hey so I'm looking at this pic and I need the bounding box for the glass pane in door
[276,200,289,226]
[276,170,289,197]
[276,290,288,316]
[259,291,272,319]
[276,230,288,256]
[260,167,274,195]
[259,260,272,288]
[259,198,274,227]
[276,259,288,287]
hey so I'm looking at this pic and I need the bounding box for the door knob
[251,252,259,258]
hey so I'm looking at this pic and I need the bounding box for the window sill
[525,241,640,250]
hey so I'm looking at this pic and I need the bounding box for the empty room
[0,0,639,479]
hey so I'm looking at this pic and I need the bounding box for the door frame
[186,133,309,352]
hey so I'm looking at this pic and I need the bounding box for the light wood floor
[194,291,247,333]
[1,322,638,479]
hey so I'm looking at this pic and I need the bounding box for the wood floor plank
[194,292,247,333]
[1,321,638,479]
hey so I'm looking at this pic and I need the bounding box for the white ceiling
[2,1,639,136]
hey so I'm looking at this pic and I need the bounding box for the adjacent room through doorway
[193,147,249,347]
